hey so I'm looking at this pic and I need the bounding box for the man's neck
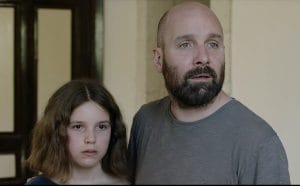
[170,91,231,122]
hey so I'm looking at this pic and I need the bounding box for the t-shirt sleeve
[240,134,290,184]
[127,112,140,182]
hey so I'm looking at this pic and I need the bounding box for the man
[128,1,290,184]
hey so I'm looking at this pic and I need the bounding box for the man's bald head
[156,1,223,48]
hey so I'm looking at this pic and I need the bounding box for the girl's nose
[84,131,96,144]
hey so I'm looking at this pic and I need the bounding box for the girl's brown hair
[25,79,129,183]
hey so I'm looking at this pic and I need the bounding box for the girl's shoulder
[24,175,57,185]
[102,175,131,185]
[111,178,131,185]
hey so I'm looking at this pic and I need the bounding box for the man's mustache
[184,66,217,80]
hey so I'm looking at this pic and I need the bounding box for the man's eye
[207,42,219,49]
[179,42,192,48]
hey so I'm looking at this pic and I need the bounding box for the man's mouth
[190,73,211,79]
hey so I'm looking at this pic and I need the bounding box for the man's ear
[153,47,163,73]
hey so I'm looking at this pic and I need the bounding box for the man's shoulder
[131,96,170,130]
[226,99,269,125]
[227,99,277,139]
[138,96,169,114]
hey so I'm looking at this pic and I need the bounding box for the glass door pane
[37,8,71,119]
[0,7,14,132]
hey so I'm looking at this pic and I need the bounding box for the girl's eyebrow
[70,121,83,124]
[98,120,111,125]
[70,120,111,125]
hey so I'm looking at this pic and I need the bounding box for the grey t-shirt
[128,97,290,184]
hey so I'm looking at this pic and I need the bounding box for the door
[0,0,103,184]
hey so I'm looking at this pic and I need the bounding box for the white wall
[103,0,143,139]
[231,0,300,184]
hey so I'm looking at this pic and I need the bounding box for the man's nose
[193,45,209,66]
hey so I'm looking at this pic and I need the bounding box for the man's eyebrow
[174,34,195,42]
[207,33,223,39]
[174,33,223,42]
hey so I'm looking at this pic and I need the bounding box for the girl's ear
[152,47,163,73]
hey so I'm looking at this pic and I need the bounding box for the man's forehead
[167,2,212,18]
[163,7,223,37]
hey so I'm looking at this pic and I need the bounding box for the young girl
[25,79,130,185]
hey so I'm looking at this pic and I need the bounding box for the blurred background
[0,0,299,184]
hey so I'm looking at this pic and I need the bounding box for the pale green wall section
[231,0,300,183]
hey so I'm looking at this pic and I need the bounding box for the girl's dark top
[24,175,57,185]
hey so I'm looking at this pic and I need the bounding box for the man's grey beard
[162,62,225,109]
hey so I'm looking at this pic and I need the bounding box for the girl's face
[67,101,111,169]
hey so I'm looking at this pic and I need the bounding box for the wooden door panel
[0,0,103,184]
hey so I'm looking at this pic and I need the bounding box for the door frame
[0,0,103,184]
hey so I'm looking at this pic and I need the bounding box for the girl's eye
[72,124,82,130]
[69,124,84,131]
[99,124,107,129]
[96,123,110,131]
